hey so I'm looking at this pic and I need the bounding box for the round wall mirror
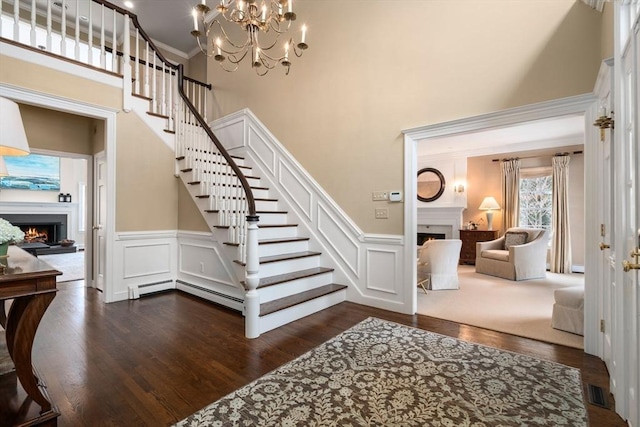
[417,167,446,202]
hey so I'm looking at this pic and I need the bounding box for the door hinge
[600,224,605,237]
[600,319,605,333]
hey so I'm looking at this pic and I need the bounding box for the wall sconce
[0,97,31,156]
[453,183,465,194]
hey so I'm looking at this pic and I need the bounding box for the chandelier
[191,0,308,76]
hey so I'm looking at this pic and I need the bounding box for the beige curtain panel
[501,159,521,234]
[551,155,572,273]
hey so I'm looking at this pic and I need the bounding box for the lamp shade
[0,97,30,156]
[479,196,500,211]
[0,156,7,176]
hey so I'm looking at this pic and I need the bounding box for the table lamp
[479,196,501,231]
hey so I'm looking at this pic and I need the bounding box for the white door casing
[94,153,107,294]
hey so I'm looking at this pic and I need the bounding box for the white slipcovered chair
[475,227,549,281]
[417,239,462,290]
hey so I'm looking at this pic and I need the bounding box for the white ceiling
[109,0,199,54]
[416,114,586,159]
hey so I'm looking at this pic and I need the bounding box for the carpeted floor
[417,265,584,348]
[175,317,587,426]
[38,251,85,282]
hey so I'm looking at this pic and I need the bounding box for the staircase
[175,139,348,336]
[1,0,349,337]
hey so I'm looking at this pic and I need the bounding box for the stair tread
[147,111,169,119]
[258,224,299,228]
[164,129,176,134]
[258,237,309,244]
[244,267,334,289]
[132,93,152,101]
[260,284,347,317]
[233,251,321,266]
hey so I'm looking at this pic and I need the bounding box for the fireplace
[417,232,446,245]
[2,214,67,245]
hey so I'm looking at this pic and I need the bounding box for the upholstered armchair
[418,239,462,290]
[475,228,549,281]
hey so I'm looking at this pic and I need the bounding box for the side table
[459,229,499,265]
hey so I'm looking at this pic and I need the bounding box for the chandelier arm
[227,49,251,65]
[209,19,253,51]
[267,15,292,34]
[195,33,214,57]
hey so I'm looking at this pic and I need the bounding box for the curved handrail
[176,64,257,217]
[126,12,256,217]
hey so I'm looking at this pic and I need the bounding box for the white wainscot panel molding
[279,160,313,221]
[317,203,359,276]
[124,243,172,279]
[248,125,276,175]
[179,242,236,287]
[213,116,245,151]
[365,248,399,294]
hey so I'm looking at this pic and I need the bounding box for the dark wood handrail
[176,64,256,217]
[123,6,255,215]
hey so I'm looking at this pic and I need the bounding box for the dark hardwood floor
[1,281,627,426]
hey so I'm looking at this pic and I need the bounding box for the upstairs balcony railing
[0,0,261,338]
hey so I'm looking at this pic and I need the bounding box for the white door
[612,5,639,425]
[94,153,107,293]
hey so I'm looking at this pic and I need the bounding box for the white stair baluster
[100,5,105,69]
[74,0,80,60]
[30,0,37,48]
[134,29,140,95]
[111,9,117,72]
[144,41,150,98]
[60,0,66,56]
[46,0,52,51]
[87,2,93,65]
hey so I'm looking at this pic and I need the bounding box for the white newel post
[122,16,132,112]
[244,215,260,338]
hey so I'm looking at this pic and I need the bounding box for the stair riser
[255,200,278,211]
[259,289,347,335]
[259,240,309,257]
[259,272,335,303]
[253,212,288,224]
[237,256,321,278]
[258,227,298,240]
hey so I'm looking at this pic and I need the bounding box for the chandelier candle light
[191,0,308,76]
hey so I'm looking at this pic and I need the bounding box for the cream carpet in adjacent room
[38,251,85,282]
[417,265,584,349]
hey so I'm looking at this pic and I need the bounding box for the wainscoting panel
[175,232,245,311]
[248,125,277,176]
[365,248,399,294]
[123,243,172,278]
[317,203,359,277]
[112,231,178,302]
[213,115,246,152]
[179,242,236,288]
[279,160,313,221]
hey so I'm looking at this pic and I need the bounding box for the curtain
[551,155,572,273]
[501,159,520,233]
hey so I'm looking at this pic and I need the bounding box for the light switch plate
[372,191,389,201]
[375,208,389,219]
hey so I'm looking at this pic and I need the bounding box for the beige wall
[178,181,209,232]
[19,104,95,155]
[115,111,178,231]
[601,2,614,60]
[206,0,603,234]
[465,150,585,267]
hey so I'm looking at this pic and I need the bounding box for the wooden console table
[459,229,499,265]
[0,245,61,426]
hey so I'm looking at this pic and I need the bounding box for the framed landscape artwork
[0,153,61,191]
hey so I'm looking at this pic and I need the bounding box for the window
[519,168,552,229]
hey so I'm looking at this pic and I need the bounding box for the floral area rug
[175,317,588,426]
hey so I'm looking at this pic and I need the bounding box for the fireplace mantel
[417,206,465,240]
[0,201,79,243]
